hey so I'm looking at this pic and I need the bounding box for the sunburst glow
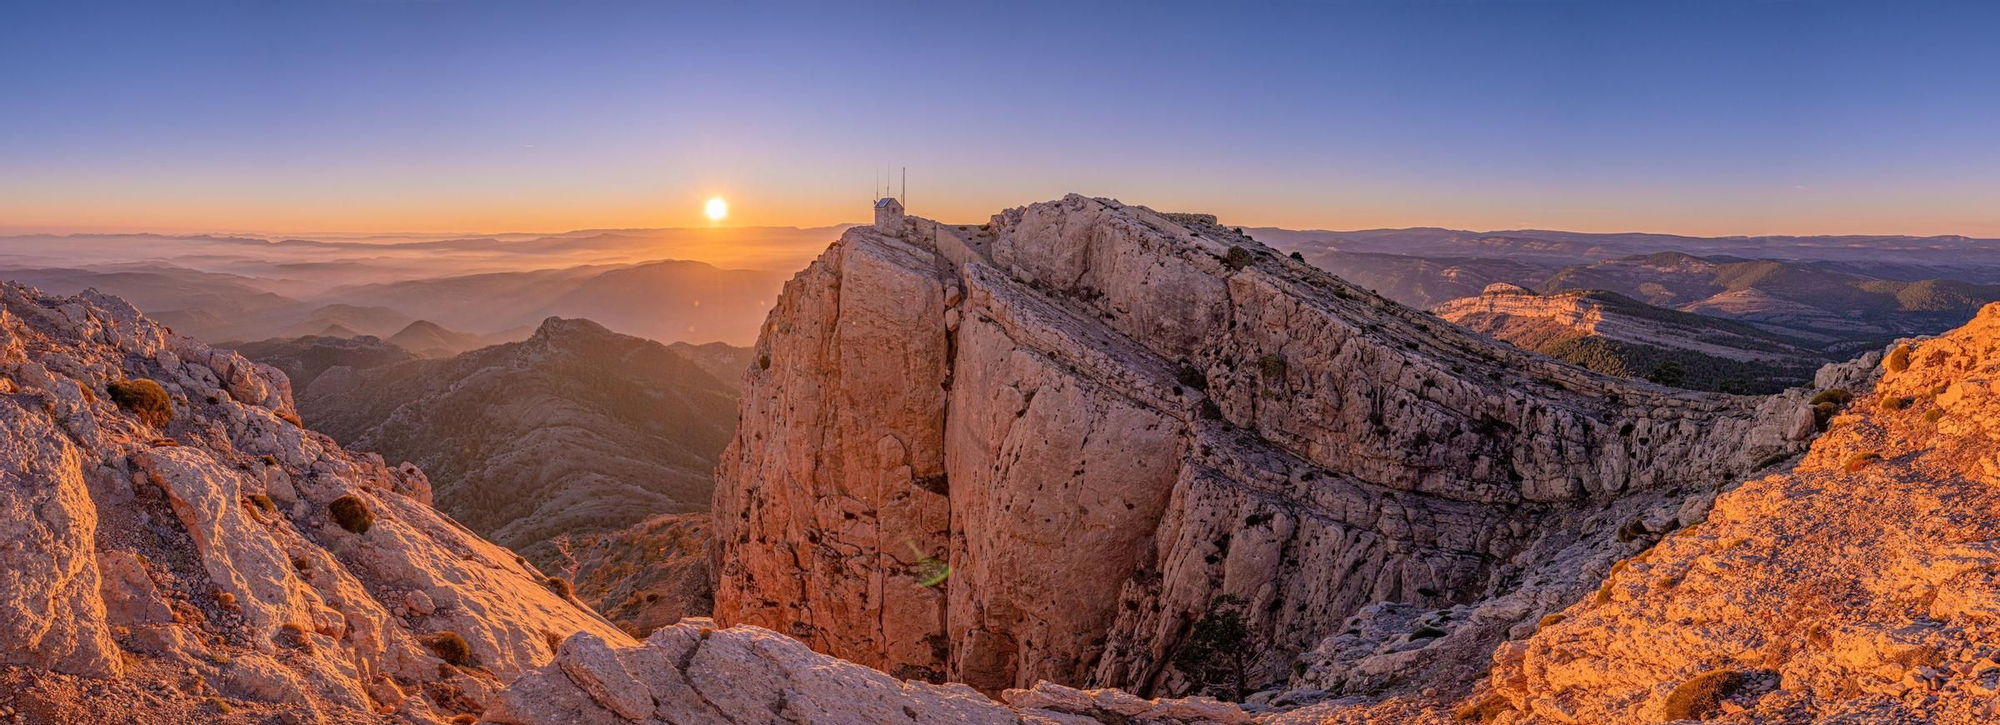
[704,197,729,222]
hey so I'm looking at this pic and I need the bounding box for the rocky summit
[710,195,1824,701]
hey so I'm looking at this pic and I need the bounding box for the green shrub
[1810,388,1853,406]
[1224,246,1252,271]
[329,495,373,534]
[1258,353,1287,380]
[1288,251,1305,262]
[1645,360,1685,387]
[1663,669,1748,720]
[545,576,574,599]
[1880,395,1913,411]
[1812,401,1840,430]
[1886,344,1913,373]
[424,631,476,667]
[1843,452,1883,473]
[1925,408,1946,423]
[246,494,277,515]
[1173,595,1251,700]
[107,379,173,427]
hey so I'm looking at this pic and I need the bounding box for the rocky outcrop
[292,316,739,569]
[713,196,1821,699]
[1481,305,2000,722]
[0,281,632,721]
[486,620,1253,724]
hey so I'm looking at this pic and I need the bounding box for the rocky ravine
[0,281,632,721]
[294,317,739,569]
[710,196,1823,699]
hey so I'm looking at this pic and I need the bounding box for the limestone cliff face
[0,281,631,722]
[1481,304,2000,722]
[712,196,1819,696]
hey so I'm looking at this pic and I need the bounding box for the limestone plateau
[711,196,1826,703]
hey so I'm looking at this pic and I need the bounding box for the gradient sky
[4,0,1998,237]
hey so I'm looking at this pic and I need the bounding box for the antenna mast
[901,167,906,207]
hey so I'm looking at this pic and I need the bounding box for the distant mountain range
[1284,245,2000,358]
[1433,284,1827,393]
[243,318,742,570]
[0,258,784,346]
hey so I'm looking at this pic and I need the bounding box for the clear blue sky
[3,0,1997,236]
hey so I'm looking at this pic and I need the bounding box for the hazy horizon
[8,0,2000,237]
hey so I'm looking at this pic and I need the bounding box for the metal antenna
[901,167,906,207]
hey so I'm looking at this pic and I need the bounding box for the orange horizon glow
[6,196,1998,241]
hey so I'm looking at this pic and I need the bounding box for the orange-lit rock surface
[1486,304,2000,722]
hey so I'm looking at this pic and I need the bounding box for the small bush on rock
[1258,353,1287,380]
[107,378,173,427]
[1663,669,1749,720]
[1880,395,1913,411]
[1925,408,1947,423]
[424,631,475,667]
[545,576,574,599]
[246,494,277,515]
[1225,246,1252,271]
[1810,388,1853,406]
[329,495,373,534]
[1886,344,1913,373]
[1843,452,1883,473]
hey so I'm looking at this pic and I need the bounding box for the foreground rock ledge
[487,620,1253,724]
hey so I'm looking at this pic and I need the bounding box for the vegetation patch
[1224,246,1253,271]
[1925,408,1947,423]
[107,378,173,427]
[545,576,574,599]
[1843,452,1883,473]
[424,631,476,667]
[329,495,374,534]
[1257,353,1287,380]
[1663,669,1750,720]
[1886,344,1913,373]
[1173,595,1251,700]
[1810,388,1853,406]
[246,494,277,515]
[1880,395,1913,411]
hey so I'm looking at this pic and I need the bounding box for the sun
[704,196,729,222]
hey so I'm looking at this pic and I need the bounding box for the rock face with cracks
[0,281,631,722]
[712,195,1820,697]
